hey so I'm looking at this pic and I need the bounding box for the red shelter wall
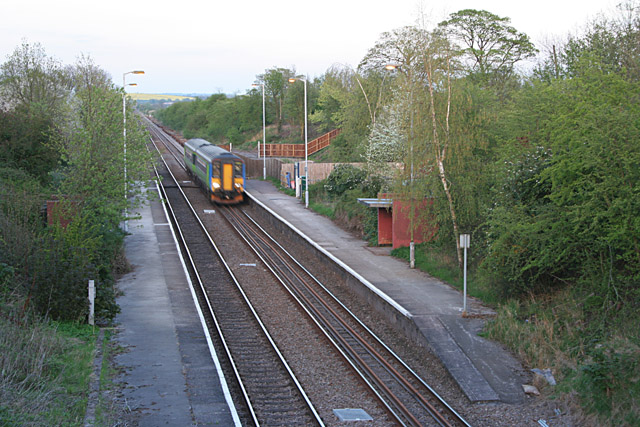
[377,208,393,245]
[391,198,437,249]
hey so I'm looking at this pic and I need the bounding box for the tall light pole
[385,64,415,268]
[288,77,308,208]
[252,83,267,180]
[122,70,144,231]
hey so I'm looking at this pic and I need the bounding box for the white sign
[460,234,470,249]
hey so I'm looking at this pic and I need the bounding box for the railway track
[145,117,471,426]
[220,206,470,427]
[149,124,323,426]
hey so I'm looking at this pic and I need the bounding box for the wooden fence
[280,162,365,186]
[232,128,345,180]
[262,128,341,158]
[240,157,283,179]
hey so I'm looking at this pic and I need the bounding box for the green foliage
[0,49,140,322]
[569,340,640,423]
[438,9,538,85]
[317,165,384,240]
[482,57,640,297]
[155,91,264,143]
[258,67,296,133]
[324,164,368,197]
[0,41,70,183]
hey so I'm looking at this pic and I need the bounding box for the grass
[309,201,335,219]
[391,243,499,305]
[0,298,96,426]
[483,291,640,425]
[265,176,296,197]
[389,243,639,424]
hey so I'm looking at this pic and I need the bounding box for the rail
[262,128,341,158]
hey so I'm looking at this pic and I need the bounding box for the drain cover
[333,408,372,422]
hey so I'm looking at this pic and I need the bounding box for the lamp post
[252,83,267,180]
[385,63,415,268]
[288,77,308,208]
[122,70,144,231]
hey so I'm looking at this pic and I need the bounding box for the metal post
[122,74,128,232]
[88,280,95,326]
[460,234,470,315]
[303,79,308,208]
[262,84,266,180]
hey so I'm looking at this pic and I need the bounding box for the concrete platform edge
[246,190,412,319]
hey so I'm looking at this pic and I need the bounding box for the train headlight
[212,182,220,189]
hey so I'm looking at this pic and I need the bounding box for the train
[183,138,246,204]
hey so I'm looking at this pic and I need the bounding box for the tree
[257,67,295,133]
[0,40,71,181]
[55,56,153,227]
[0,40,71,119]
[438,9,537,84]
[284,76,319,140]
[364,99,405,178]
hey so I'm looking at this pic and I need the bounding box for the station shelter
[358,194,437,249]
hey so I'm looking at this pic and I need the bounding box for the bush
[324,164,368,198]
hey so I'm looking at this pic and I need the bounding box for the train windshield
[212,162,221,178]
[234,161,243,176]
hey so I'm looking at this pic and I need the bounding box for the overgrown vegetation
[0,281,96,425]
[0,42,153,423]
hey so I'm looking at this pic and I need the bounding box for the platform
[246,179,529,404]
[114,183,239,425]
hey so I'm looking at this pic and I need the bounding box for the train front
[211,153,245,204]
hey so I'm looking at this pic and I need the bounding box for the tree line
[0,42,154,322]
[158,7,639,300]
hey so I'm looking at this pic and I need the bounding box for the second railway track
[146,117,471,426]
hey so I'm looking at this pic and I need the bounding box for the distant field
[128,93,195,101]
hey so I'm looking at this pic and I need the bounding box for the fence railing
[262,128,341,158]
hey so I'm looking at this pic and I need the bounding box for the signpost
[460,234,470,315]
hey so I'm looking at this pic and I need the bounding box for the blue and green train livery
[183,138,245,205]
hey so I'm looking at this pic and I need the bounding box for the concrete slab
[245,179,528,404]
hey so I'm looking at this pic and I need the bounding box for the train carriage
[184,138,245,204]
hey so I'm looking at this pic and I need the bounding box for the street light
[288,77,309,208]
[252,83,267,180]
[122,70,144,232]
[385,63,416,268]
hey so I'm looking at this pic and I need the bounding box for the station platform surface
[114,184,239,426]
[246,179,528,404]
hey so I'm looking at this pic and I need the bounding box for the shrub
[324,164,368,198]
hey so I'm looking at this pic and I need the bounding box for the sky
[1,0,622,95]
